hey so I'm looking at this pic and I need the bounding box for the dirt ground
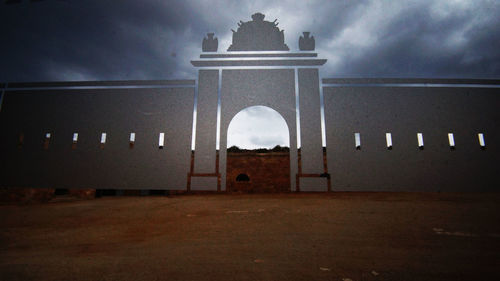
[0,192,499,281]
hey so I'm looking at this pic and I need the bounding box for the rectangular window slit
[417,133,424,149]
[354,133,361,150]
[478,133,485,149]
[448,133,455,149]
[158,133,165,149]
[72,133,78,149]
[385,133,392,150]
[129,132,136,148]
[100,133,107,149]
[43,132,51,150]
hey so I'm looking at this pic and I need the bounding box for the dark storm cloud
[0,0,204,81]
[1,0,499,82]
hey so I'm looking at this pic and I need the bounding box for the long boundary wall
[0,78,499,192]
[323,79,500,191]
[0,81,194,190]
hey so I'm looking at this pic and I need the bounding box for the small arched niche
[236,173,250,182]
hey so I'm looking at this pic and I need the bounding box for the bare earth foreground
[1,193,499,281]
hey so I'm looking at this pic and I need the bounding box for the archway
[226,106,290,192]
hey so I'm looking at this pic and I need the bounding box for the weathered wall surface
[190,70,219,191]
[0,85,194,190]
[226,152,290,193]
[323,85,499,191]
[298,68,327,191]
[193,70,218,174]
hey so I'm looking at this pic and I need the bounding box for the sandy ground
[0,192,499,281]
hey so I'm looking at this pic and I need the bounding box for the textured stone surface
[226,151,290,192]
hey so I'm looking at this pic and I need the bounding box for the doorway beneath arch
[226,106,290,193]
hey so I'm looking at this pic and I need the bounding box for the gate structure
[1,13,499,192]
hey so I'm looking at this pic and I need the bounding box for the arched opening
[236,173,250,182]
[226,106,290,193]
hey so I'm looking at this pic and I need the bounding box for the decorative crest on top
[227,12,289,51]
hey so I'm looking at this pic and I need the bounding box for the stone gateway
[1,13,499,192]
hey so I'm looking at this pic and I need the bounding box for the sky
[227,106,289,149]
[1,0,499,149]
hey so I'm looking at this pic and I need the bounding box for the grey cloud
[316,0,500,78]
[227,105,289,149]
[249,135,287,148]
[243,105,276,117]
